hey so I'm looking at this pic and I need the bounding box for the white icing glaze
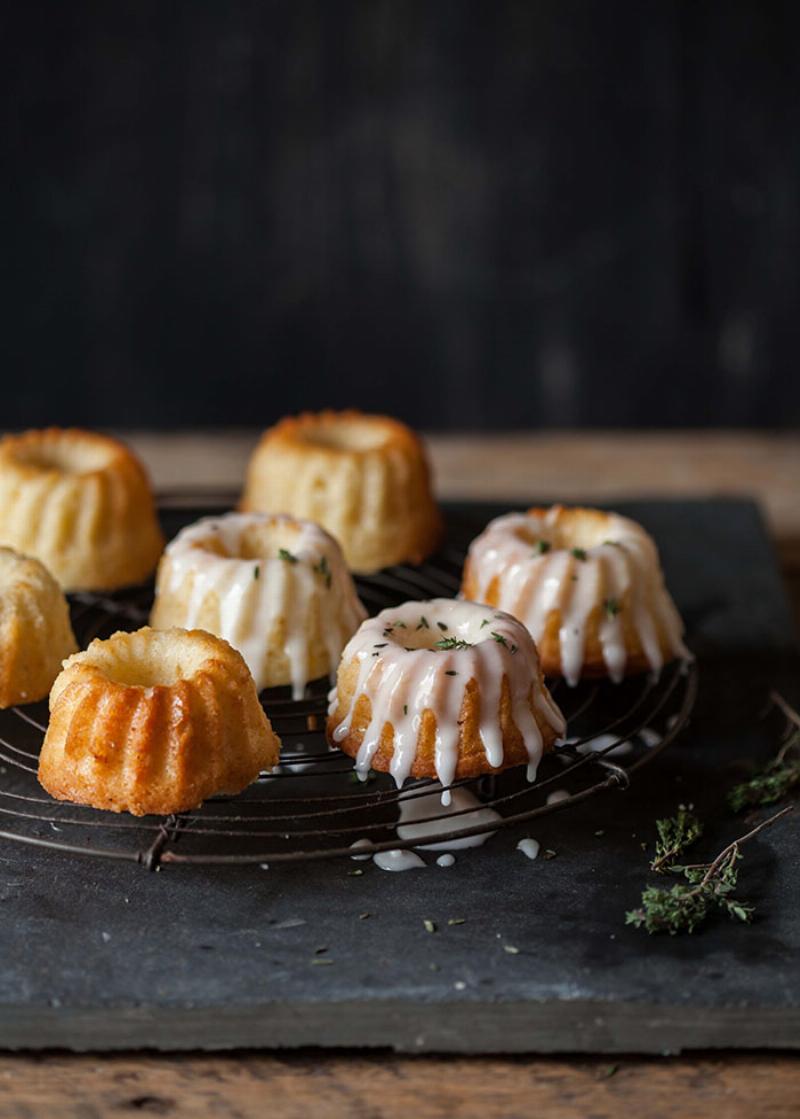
[564,732,635,758]
[464,507,688,685]
[349,838,373,860]
[546,788,570,805]
[373,849,426,872]
[153,512,366,697]
[517,837,540,860]
[397,783,501,850]
[436,853,455,867]
[328,598,566,791]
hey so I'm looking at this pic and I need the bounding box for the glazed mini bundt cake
[240,411,442,573]
[327,598,565,791]
[462,505,688,685]
[0,428,164,591]
[38,627,280,816]
[150,512,366,698]
[0,548,77,707]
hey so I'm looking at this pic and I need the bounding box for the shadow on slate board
[0,498,797,1054]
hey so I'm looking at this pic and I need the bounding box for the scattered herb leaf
[604,597,621,618]
[314,555,332,588]
[278,548,298,564]
[571,547,588,562]
[435,637,472,651]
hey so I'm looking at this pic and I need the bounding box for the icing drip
[373,849,426,872]
[397,784,502,850]
[546,788,570,805]
[154,512,366,697]
[465,508,688,685]
[517,837,540,860]
[436,854,455,867]
[328,598,566,790]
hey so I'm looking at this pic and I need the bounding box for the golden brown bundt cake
[0,428,164,591]
[38,627,280,816]
[0,547,77,707]
[150,512,366,697]
[327,598,565,789]
[240,410,442,573]
[462,505,688,685]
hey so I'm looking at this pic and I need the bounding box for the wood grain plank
[123,428,800,548]
[0,1053,798,1119]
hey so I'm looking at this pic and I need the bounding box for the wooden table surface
[8,430,800,1117]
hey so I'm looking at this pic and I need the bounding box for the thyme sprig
[627,806,791,935]
[728,693,800,812]
[650,805,703,873]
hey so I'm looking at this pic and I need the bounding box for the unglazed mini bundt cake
[462,505,688,686]
[0,428,164,591]
[0,547,77,707]
[38,627,280,816]
[240,411,442,573]
[150,512,366,698]
[327,598,565,790]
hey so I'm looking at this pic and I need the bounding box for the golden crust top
[255,410,427,459]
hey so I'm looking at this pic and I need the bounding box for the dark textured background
[3,1,800,430]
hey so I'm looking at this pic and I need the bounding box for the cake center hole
[198,522,306,562]
[14,441,113,475]
[515,520,609,552]
[302,420,389,453]
[99,636,208,687]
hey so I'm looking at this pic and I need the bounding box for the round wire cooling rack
[0,526,697,871]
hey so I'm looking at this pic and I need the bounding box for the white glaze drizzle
[154,512,366,697]
[465,508,688,686]
[328,598,566,791]
[436,854,455,867]
[396,783,501,850]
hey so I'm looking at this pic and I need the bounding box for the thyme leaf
[571,547,588,561]
[278,548,298,564]
[650,806,703,873]
[533,540,551,555]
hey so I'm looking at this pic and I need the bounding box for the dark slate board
[0,499,798,1054]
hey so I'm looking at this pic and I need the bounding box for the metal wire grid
[0,523,697,870]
